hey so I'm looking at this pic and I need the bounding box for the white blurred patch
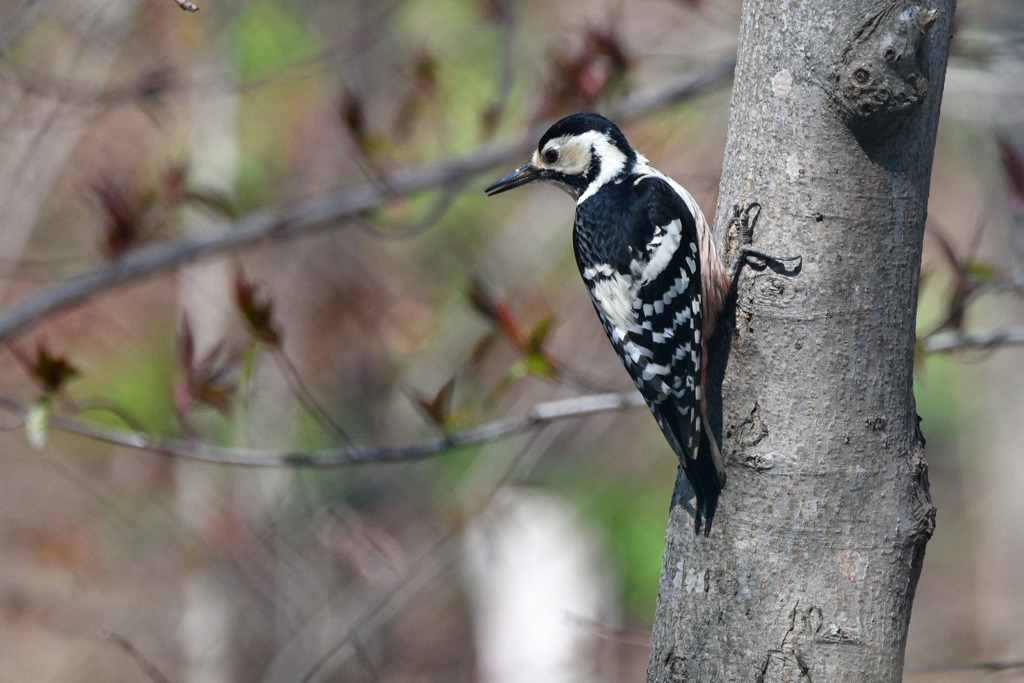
[463,487,619,683]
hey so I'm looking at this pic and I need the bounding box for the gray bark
[648,2,954,681]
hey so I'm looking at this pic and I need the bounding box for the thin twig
[0,59,735,348]
[173,0,199,11]
[921,326,1024,353]
[272,348,358,448]
[0,392,644,466]
[61,396,150,433]
[563,613,652,648]
[103,630,173,683]
[355,182,465,241]
[350,635,382,681]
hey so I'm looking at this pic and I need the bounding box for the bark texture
[648,2,954,681]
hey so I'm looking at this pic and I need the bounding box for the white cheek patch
[557,147,591,176]
[572,132,627,204]
[540,135,590,176]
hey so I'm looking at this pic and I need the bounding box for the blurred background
[0,0,1022,681]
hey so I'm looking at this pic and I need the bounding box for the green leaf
[962,260,998,281]
[503,359,528,384]
[489,359,528,401]
[523,352,557,379]
[524,315,553,354]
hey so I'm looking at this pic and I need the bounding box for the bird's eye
[543,148,559,164]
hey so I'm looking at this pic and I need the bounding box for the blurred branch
[608,55,735,120]
[0,391,644,466]
[173,0,199,11]
[0,57,735,347]
[103,630,172,683]
[564,613,652,648]
[921,326,1024,353]
[356,182,466,241]
[904,658,1024,673]
[271,348,357,448]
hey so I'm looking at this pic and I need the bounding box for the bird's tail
[660,410,725,536]
[691,422,724,536]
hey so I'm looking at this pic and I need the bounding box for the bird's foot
[726,202,802,285]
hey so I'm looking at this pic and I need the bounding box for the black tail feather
[657,408,724,536]
[694,425,723,535]
[677,445,722,535]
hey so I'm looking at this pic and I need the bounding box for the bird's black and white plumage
[486,113,730,534]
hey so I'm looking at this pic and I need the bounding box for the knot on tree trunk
[837,5,939,136]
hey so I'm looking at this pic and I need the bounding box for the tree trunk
[648,2,954,681]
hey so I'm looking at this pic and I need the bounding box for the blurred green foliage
[234,0,323,82]
[77,336,178,434]
[232,1,326,210]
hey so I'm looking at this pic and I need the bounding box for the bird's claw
[726,202,802,284]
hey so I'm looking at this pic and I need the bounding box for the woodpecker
[486,113,796,534]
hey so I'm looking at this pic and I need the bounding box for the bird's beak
[485,162,541,196]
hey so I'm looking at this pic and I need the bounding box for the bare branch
[173,0,199,11]
[0,59,734,347]
[921,326,1024,353]
[0,392,644,466]
[103,630,172,683]
[271,348,357,448]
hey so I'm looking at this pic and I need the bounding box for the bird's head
[485,113,635,201]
